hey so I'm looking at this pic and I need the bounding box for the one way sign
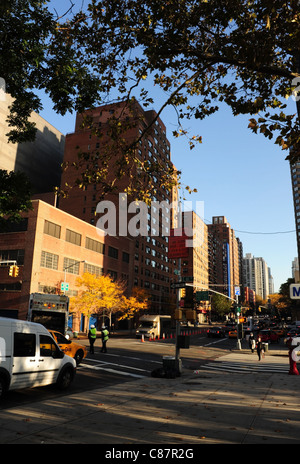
[290,283,300,299]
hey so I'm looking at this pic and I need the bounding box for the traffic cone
[141,335,144,343]
[162,333,165,340]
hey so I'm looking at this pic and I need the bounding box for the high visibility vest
[90,327,97,338]
[102,329,109,341]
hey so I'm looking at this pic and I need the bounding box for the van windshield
[139,322,154,328]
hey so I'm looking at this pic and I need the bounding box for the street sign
[181,276,194,282]
[168,228,190,259]
[290,283,300,299]
[235,286,240,296]
[61,282,69,291]
[171,282,186,289]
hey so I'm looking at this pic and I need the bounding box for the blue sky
[40,0,297,293]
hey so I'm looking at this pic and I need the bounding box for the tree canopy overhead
[1,0,300,199]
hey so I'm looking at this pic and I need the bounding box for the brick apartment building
[59,100,178,314]
[0,200,134,329]
[208,216,241,300]
[180,211,210,320]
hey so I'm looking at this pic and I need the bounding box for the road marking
[85,357,148,372]
[79,362,146,378]
[203,338,227,347]
[198,360,287,374]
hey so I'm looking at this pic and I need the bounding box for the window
[66,229,81,246]
[39,334,60,357]
[64,257,80,274]
[41,251,58,270]
[85,237,104,254]
[44,220,61,239]
[108,270,117,281]
[14,333,36,357]
[84,263,103,277]
[0,249,24,265]
[108,246,118,259]
[0,218,28,233]
[122,252,130,263]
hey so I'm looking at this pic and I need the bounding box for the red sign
[168,228,191,259]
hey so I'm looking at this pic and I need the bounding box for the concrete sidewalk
[1,349,300,445]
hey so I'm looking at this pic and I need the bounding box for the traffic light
[8,265,19,277]
[12,265,19,277]
[235,306,241,316]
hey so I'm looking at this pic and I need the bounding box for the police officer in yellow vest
[88,324,97,353]
[101,326,109,353]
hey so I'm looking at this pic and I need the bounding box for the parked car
[285,329,300,345]
[258,329,280,343]
[272,326,286,337]
[285,327,300,338]
[207,327,226,338]
[49,330,87,365]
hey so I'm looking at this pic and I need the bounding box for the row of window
[44,221,129,263]
[44,220,105,253]
[133,278,170,293]
[40,251,104,275]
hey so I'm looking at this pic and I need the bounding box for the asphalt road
[0,332,288,410]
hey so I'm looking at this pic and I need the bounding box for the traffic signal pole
[236,295,242,350]
[175,258,181,367]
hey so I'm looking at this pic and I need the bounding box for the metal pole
[236,294,241,350]
[175,258,181,363]
[63,260,85,294]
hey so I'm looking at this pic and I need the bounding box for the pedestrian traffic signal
[235,306,241,316]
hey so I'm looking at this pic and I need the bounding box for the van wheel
[0,376,8,399]
[75,349,84,365]
[56,365,75,390]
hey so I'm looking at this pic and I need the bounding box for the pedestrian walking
[88,324,97,354]
[288,338,300,375]
[256,336,264,361]
[249,332,256,353]
[101,326,109,353]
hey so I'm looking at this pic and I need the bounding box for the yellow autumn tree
[69,273,125,329]
[69,274,150,329]
[117,286,150,321]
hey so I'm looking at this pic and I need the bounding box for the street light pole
[63,260,85,294]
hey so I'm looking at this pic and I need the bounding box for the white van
[0,317,76,398]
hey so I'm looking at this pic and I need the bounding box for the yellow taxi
[228,329,237,339]
[49,330,88,365]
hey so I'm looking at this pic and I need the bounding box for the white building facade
[243,253,270,300]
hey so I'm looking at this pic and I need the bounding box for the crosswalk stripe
[79,362,146,378]
[198,361,287,374]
